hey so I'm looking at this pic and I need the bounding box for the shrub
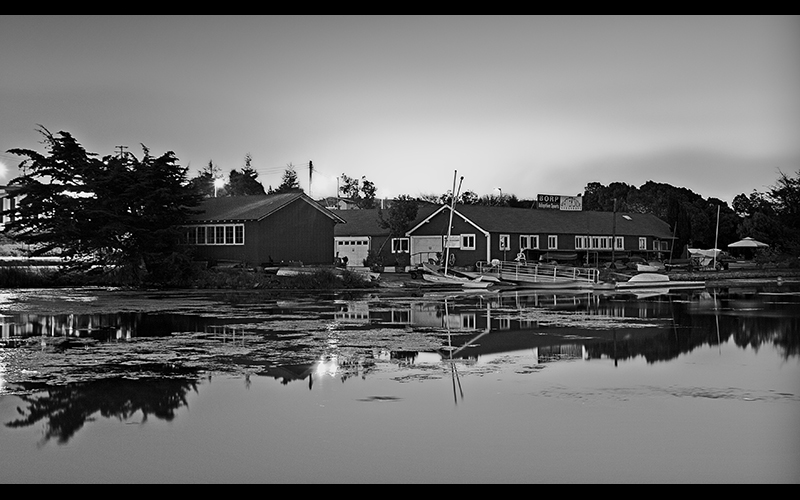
[0,266,57,287]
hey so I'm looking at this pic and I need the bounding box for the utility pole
[611,197,617,264]
[115,145,129,159]
[308,160,313,197]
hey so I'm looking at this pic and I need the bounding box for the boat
[612,272,704,290]
[422,272,492,288]
[476,259,600,289]
[420,263,493,288]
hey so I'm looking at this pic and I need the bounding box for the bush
[0,266,57,287]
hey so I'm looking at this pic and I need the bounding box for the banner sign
[537,194,582,211]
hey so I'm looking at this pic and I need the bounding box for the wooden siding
[407,205,673,268]
[189,196,337,266]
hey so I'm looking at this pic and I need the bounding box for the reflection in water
[3,286,795,370]
[1,284,798,446]
[4,378,198,445]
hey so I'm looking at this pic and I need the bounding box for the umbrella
[728,237,769,248]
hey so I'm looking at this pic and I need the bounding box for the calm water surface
[1,280,798,483]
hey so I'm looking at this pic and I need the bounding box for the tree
[377,195,419,267]
[268,163,302,194]
[339,173,376,209]
[226,153,265,196]
[377,195,419,238]
[580,180,742,250]
[734,169,800,254]
[188,160,224,198]
[3,126,203,283]
[768,169,800,239]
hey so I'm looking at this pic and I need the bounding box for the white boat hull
[613,273,704,290]
[422,272,492,288]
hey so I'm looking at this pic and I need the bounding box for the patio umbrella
[728,237,769,248]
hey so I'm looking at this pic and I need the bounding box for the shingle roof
[333,204,439,237]
[332,209,385,236]
[413,204,673,238]
[187,193,345,223]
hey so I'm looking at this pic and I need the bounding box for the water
[1,280,798,483]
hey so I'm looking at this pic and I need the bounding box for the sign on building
[537,194,582,211]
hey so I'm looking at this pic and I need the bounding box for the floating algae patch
[502,309,666,329]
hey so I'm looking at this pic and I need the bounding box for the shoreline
[664,267,800,284]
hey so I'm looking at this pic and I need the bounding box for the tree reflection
[4,378,198,445]
[583,298,800,363]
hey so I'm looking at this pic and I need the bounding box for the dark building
[406,204,674,268]
[332,204,438,269]
[182,193,345,267]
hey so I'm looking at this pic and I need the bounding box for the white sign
[559,196,582,211]
[445,235,461,248]
[537,194,582,211]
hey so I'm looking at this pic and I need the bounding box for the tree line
[3,127,798,285]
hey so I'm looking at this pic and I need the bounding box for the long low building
[405,204,675,269]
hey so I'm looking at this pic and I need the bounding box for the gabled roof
[408,204,673,238]
[187,192,345,223]
[333,204,439,237]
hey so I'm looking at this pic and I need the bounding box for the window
[577,236,619,250]
[461,314,476,329]
[639,237,647,250]
[391,237,409,253]
[520,235,538,250]
[184,224,245,246]
[547,235,557,249]
[499,234,510,251]
[461,234,476,250]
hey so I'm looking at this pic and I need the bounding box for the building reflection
[2,286,798,396]
[3,285,798,444]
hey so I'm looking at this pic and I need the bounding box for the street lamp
[495,187,503,206]
[214,177,226,197]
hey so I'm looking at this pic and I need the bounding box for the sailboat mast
[444,170,462,276]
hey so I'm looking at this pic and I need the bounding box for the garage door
[335,237,370,267]
[410,235,443,265]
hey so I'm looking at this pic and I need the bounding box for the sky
[1,15,798,205]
